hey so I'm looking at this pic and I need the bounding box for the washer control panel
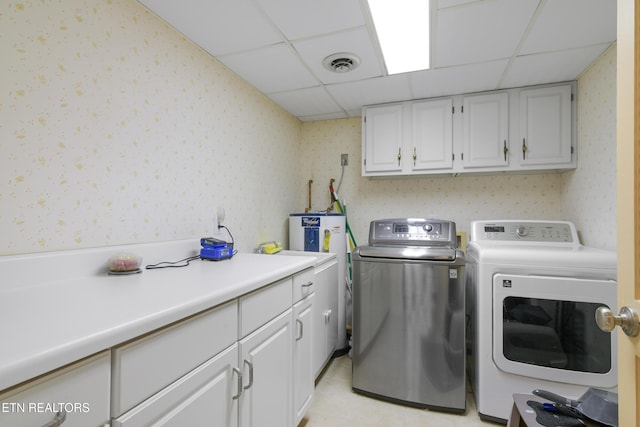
[471,220,578,244]
[369,218,457,247]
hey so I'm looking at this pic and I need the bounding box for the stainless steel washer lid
[355,245,458,261]
[368,218,458,248]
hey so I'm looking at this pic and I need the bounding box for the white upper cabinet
[411,99,454,172]
[362,104,403,174]
[518,85,573,167]
[461,92,509,169]
[361,82,576,177]
[362,98,454,176]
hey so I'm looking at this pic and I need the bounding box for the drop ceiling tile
[326,75,412,111]
[433,0,539,67]
[268,87,344,118]
[218,44,319,93]
[410,60,509,98]
[140,0,618,121]
[139,0,283,55]
[519,0,616,55]
[293,28,383,85]
[501,44,612,88]
[253,0,365,40]
[299,111,350,122]
[437,0,484,9]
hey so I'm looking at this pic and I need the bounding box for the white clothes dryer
[466,220,617,423]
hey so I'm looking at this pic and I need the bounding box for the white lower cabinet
[0,269,315,427]
[312,258,338,379]
[112,344,239,427]
[111,301,238,417]
[239,309,294,427]
[293,293,314,425]
[0,351,110,427]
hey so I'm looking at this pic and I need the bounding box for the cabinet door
[112,301,238,417]
[362,104,403,174]
[462,92,509,168]
[0,352,110,427]
[323,260,339,364]
[293,294,314,425]
[311,261,339,379]
[239,309,293,427]
[311,265,327,379]
[113,344,239,427]
[519,85,572,166]
[411,98,453,171]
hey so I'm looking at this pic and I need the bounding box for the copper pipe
[305,179,313,213]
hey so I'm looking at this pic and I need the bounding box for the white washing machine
[466,220,617,423]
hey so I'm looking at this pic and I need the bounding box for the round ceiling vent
[322,53,360,73]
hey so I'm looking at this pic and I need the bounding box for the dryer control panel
[470,220,579,245]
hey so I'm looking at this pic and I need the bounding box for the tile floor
[299,355,499,427]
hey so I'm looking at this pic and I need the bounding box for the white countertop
[0,241,315,391]
[277,250,337,265]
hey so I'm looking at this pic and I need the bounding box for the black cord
[145,255,201,270]
[146,226,237,268]
[218,224,234,245]
[218,224,239,257]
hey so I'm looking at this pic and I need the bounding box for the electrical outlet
[341,153,349,166]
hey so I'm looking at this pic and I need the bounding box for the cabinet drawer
[113,343,239,427]
[240,277,292,338]
[293,268,314,303]
[0,351,110,427]
[111,301,237,417]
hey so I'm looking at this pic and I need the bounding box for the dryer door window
[492,273,617,388]
[502,296,610,373]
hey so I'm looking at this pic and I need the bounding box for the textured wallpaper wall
[300,119,564,247]
[561,45,617,250]
[1,0,303,255]
[300,46,617,249]
[2,1,616,256]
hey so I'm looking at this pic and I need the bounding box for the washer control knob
[424,224,433,232]
[516,225,529,237]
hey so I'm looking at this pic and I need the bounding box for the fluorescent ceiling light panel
[368,0,430,74]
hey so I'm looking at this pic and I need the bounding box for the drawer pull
[296,319,304,341]
[42,410,66,427]
[243,360,254,390]
[324,309,332,323]
[232,367,242,400]
[301,281,313,288]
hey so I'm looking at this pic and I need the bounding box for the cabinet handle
[243,360,254,390]
[324,309,332,323]
[503,140,509,162]
[301,281,313,288]
[397,147,401,166]
[522,138,528,160]
[296,319,304,341]
[42,410,66,427]
[232,367,243,400]
[413,147,417,166]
